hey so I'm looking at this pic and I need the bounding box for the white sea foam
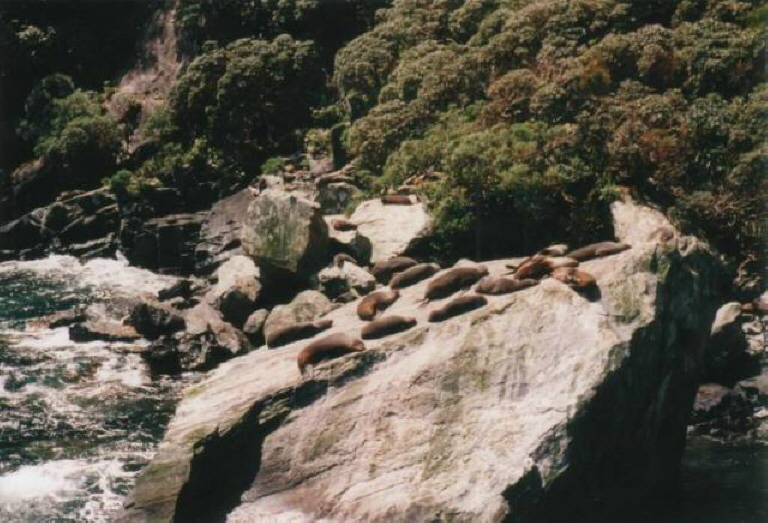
[0,254,177,298]
[0,460,82,501]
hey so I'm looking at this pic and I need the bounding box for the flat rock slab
[349,199,430,264]
[123,200,723,523]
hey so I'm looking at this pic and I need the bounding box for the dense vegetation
[0,0,765,289]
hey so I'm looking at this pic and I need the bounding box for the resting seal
[357,289,400,321]
[423,265,489,301]
[267,319,333,348]
[297,333,365,376]
[331,218,357,232]
[567,242,630,262]
[538,244,570,257]
[551,267,597,290]
[381,194,416,205]
[511,255,578,280]
[371,256,418,284]
[361,315,417,340]
[390,263,440,290]
[428,294,488,322]
[476,276,538,295]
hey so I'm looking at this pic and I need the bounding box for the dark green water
[0,256,187,521]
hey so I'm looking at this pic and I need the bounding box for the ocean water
[0,256,190,522]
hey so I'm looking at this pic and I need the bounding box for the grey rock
[316,262,376,301]
[195,189,255,275]
[122,200,726,523]
[349,198,431,264]
[205,256,262,328]
[263,291,334,345]
[241,189,329,277]
[128,300,185,340]
[243,309,269,346]
[69,321,141,343]
[124,212,206,275]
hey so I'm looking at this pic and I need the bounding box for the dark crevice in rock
[171,350,386,522]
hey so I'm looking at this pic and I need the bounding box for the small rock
[243,309,269,347]
[263,290,334,344]
[69,321,141,343]
[128,300,185,340]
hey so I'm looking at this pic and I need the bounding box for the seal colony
[292,240,631,376]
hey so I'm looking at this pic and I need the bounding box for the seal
[357,289,400,321]
[331,218,357,232]
[381,194,416,205]
[371,256,418,284]
[266,319,333,348]
[428,294,488,322]
[296,333,366,376]
[333,253,357,267]
[424,265,489,301]
[476,276,538,295]
[551,267,597,290]
[511,255,578,280]
[538,244,569,257]
[361,315,417,340]
[567,241,630,262]
[389,263,440,290]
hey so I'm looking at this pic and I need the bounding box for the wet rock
[0,189,119,261]
[142,303,252,374]
[69,321,141,343]
[128,300,185,340]
[349,198,431,264]
[123,212,206,275]
[690,383,756,437]
[242,189,329,278]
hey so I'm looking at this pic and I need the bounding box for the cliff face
[121,201,724,522]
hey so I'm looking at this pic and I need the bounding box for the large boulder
[142,303,251,374]
[349,198,431,264]
[128,300,186,340]
[315,262,376,302]
[124,212,206,274]
[205,255,262,328]
[122,199,725,523]
[195,189,256,275]
[241,189,329,277]
[263,290,334,345]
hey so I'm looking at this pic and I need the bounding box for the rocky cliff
[120,200,724,522]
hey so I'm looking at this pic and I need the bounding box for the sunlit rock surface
[122,200,724,522]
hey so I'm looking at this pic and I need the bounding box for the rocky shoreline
[7,169,765,522]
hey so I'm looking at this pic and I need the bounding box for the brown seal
[266,319,333,348]
[296,333,365,376]
[357,289,400,321]
[389,263,440,290]
[331,218,357,232]
[538,244,570,257]
[476,276,538,295]
[333,253,357,267]
[381,194,416,205]
[567,242,630,262]
[371,256,418,284]
[361,315,417,340]
[551,267,597,290]
[428,294,488,322]
[511,256,578,280]
[424,265,489,301]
